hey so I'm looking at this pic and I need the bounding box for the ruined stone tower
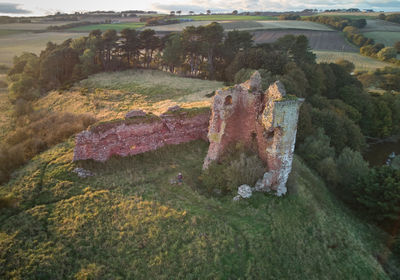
[203,71,304,196]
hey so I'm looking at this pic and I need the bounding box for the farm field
[363,31,400,47]
[314,50,394,71]
[36,70,223,119]
[69,22,145,32]
[178,15,278,21]
[150,20,334,32]
[317,12,379,19]
[253,30,358,52]
[0,21,78,31]
[0,32,85,66]
[362,19,400,32]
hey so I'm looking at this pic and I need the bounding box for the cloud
[0,3,31,14]
[151,0,400,12]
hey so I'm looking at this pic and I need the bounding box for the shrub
[317,157,340,186]
[336,147,369,196]
[353,166,400,224]
[298,128,335,169]
[336,59,355,73]
[0,112,96,184]
[201,145,265,194]
[377,47,397,61]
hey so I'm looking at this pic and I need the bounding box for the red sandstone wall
[73,112,210,162]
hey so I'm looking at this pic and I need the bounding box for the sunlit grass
[36,70,223,120]
[0,139,390,279]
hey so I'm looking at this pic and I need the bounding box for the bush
[377,47,397,61]
[201,145,265,194]
[0,112,96,184]
[298,128,335,169]
[336,147,369,196]
[353,166,400,224]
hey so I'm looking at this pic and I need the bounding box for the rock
[167,105,181,112]
[73,167,94,178]
[238,184,252,199]
[233,195,241,202]
[125,109,146,119]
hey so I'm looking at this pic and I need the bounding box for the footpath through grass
[0,139,392,279]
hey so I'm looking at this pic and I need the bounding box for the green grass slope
[0,139,391,279]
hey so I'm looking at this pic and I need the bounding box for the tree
[337,147,369,188]
[206,10,211,15]
[170,11,175,16]
[377,47,397,61]
[201,22,224,79]
[162,33,184,72]
[101,29,118,70]
[298,128,335,169]
[176,10,181,16]
[120,28,140,66]
[336,59,355,73]
[140,29,160,68]
[394,41,400,53]
[354,166,400,224]
[189,11,194,15]
[232,10,238,15]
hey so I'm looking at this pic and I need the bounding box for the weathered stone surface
[73,167,94,178]
[125,109,146,119]
[238,184,252,198]
[73,111,210,162]
[233,195,241,202]
[203,71,303,196]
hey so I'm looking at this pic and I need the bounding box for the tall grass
[0,139,393,279]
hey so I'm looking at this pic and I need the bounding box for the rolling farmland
[0,32,85,66]
[314,50,394,71]
[253,30,358,52]
[361,20,400,46]
[150,20,333,32]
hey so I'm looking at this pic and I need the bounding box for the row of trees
[7,23,255,101]
[305,15,400,65]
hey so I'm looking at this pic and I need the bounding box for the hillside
[0,137,392,279]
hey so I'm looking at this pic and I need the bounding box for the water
[364,140,400,166]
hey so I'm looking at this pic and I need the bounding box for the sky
[0,0,399,16]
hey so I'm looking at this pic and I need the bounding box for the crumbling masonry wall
[73,110,210,162]
[203,72,303,196]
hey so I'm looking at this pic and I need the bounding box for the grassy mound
[0,139,391,279]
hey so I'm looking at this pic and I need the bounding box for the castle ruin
[73,71,303,196]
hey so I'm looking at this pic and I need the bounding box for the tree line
[305,15,400,65]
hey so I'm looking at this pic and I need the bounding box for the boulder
[238,184,252,199]
[73,167,94,178]
[125,109,146,119]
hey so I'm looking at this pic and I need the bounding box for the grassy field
[179,15,278,21]
[317,12,379,20]
[150,20,333,32]
[0,21,78,31]
[69,22,145,32]
[36,70,223,119]
[0,32,85,66]
[0,137,392,279]
[362,19,400,32]
[314,50,394,71]
[363,31,400,47]
[254,30,357,52]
